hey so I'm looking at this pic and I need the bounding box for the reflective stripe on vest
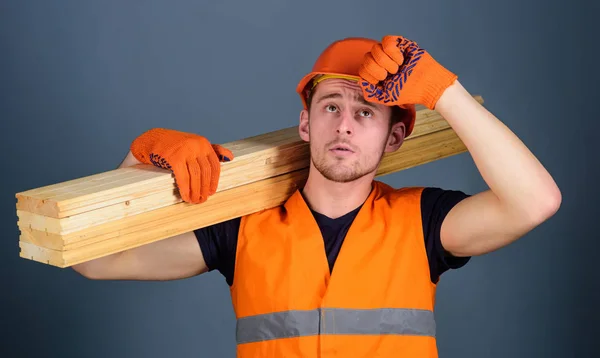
[236,308,435,344]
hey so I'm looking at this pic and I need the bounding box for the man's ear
[384,121,406,153]
[299,109,310,142]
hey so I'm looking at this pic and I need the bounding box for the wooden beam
[16,96,483,267]
[16,98,481,221]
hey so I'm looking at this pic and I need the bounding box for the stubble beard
[310,141,386,183]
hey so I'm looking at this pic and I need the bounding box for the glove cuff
[420,56,458,110]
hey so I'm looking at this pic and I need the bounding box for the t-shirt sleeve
[193,217,241,286]
[421,187,472,284]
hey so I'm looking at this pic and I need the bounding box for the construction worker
[72,35,562,357]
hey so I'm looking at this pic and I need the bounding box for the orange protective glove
[358,35,457,110]
[130,128,233,204]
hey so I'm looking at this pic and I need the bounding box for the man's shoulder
[419,186,471,204]
[376,181,469,199]
[374,180,426,201]
[374,182,471,215]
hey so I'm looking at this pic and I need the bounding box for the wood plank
[15,166,176,218]
[20,168,308,267]
[15,96,482,220]
[19,127,469,267]
[17,187,181,235]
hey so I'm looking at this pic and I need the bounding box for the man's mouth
[329,144,355,153]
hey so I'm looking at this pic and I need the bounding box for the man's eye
[359,110,372,117]
[326,105,337,112]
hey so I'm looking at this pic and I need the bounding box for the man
[72,35,562,357]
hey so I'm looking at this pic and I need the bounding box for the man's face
[299,78,405,183]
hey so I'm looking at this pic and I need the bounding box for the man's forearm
[434,80,561,221]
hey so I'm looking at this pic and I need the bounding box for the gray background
[1,1,597,357]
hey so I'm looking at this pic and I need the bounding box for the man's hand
[130,128,233,204]
[358,35,458,110]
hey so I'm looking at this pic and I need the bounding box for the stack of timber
[16,96,483,268]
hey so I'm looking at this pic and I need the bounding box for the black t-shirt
[194,187,471,286]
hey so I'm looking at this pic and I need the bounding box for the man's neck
[301,165,375,219]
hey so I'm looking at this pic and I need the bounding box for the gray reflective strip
[236,308,435,344]
[321,308,435,336]
[237,310,320,344]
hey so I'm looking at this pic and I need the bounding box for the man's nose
[336,110,354,135]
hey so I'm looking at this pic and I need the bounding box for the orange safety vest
[230,180,438,357]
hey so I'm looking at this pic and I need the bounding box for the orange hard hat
[296,37,416,137]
